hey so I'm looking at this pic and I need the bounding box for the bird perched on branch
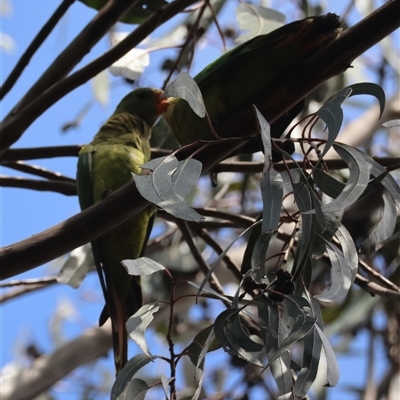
[76,88,167,373]
[161,13,342,146]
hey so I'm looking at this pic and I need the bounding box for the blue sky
[1,1,396,399]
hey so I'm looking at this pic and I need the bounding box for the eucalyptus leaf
[164,71,206,118]
[133,155,204,222]
[126,302,160,359]
[360,192,397,252]
[111,354,153,400]
[307,143,370,214]
[122,257,165,276]
[261,169,283,233]
[318,101,343,157]
[359,152,400,211]
[235,4,285,42]
[116,378,149,400]
[57,244,93,288]
[314,240,353,303]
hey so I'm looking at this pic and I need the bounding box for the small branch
[5,0,141,120]
[190,224,243,283]
[1,145,82,162]
[211,157,400,174]
[175,220,226,298]
[2,161,75,182]
[358,259,400,293]
[1,279,58,304]
[0,0,75,99]
[355,274,400,301]
[0,276,57,287]
[1,176,76,196]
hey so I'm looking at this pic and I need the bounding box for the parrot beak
[153,89,170,115]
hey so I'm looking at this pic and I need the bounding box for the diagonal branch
[0,0,75,99]
[4,0,140,119]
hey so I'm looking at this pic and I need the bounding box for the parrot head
[115,87,169,126]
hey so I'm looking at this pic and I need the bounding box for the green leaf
[235,4,285,43]
[360,192,398,252]
[57,244,93,288]
[305,143,370,214]
[314,240,353,302]
[313,169,345,199]
[358,152,400,211]
[122,257,166,276]
[126,302,160,359]
[133,155,204,222]
[164,71,206,118]
[111,354,153,399]
[116,378,149,400]
[261,169,283,233]
[214,309,263,366]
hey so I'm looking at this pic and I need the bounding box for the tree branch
[0,176,76,196]
[4,0,140,120]
[0,0,75,99]
[1,323,112,400]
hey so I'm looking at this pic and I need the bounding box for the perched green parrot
[161,13,342,146]
[76,88,167,373]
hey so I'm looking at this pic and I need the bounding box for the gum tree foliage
[1,1,399,399]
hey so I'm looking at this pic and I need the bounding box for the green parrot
[161,13,342,146]
[76,88,167,373]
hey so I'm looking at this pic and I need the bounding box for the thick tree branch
[1,145,83,162]
[1,323,112,400]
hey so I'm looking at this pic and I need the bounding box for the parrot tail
[107,282,128,374]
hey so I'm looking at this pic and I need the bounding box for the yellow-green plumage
[77,88,163,373]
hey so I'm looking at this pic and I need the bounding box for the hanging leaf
[126,302,160,359]
[164,71,206,118]
[111,354,154,400]
[214,309,264,366]
[261,169,283,233]
[133,155,204,222]
[360,192,397,252]
[122,257,166,276]
[306,143,370,214]
[57,244,94,288]
[314,240,353,303]
[235,4,285,43]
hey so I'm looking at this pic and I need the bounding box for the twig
[1,176,76,196]
[1,145,82,162]
[358,259,400,293]
[355,274,400,301]
[5,0,141,119]
[175,220,226,298]
[1,280,58,304]
[2,161,75,182]
[211,157,400,174]
[1,276,57,287]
